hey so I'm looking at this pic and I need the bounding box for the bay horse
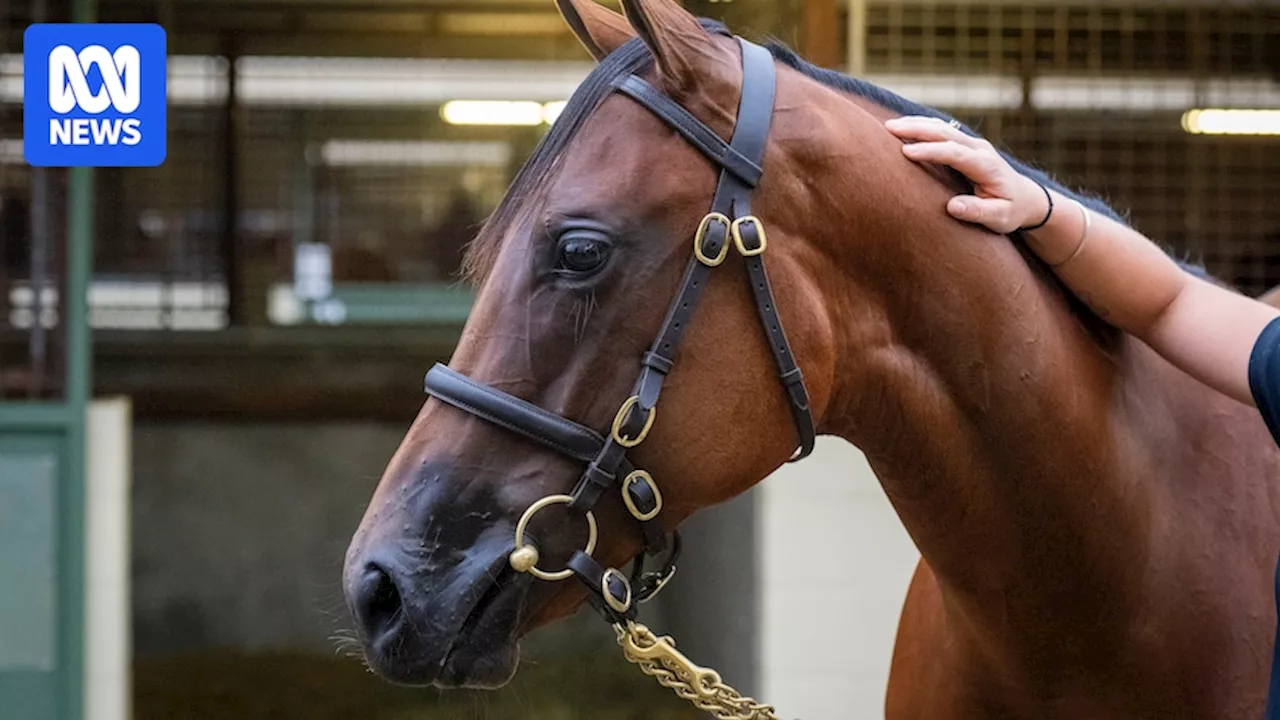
[343,0,1280,716]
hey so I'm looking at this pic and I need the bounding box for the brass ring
[601,568,633,614]
[694,212,731,267]
[511,495,597,582]
[622,470,663,522]
[611,395,656,448]
[691,668,722,699]
[731,216,768,257]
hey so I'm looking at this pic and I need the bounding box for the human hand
[884,115,1051,234]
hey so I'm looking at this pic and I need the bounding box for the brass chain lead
[614,622,783,720]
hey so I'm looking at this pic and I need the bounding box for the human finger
[900,140,990,177]
[885,116,983,148]
[946,195,1020,234]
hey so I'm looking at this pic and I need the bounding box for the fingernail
[951,199,967,213]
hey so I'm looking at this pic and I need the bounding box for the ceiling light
[440,100,571,127]
[1181,109,1280,136]
[319,140,512,167]
[441,100,546,126]
[542,101,569,125]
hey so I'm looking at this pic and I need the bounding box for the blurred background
[0,0,1277,718]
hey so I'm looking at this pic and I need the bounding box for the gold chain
[614,622,782,720]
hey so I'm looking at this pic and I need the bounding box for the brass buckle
[611,395,656,448]
[601,568,633,614]
[731,215,768,257]
[622,470,663,522]
[509,494,598,582]
[694,212,731,267]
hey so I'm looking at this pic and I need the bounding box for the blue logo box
[24,24,167,167]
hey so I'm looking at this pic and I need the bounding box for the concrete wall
[129,421,689,658]
[758,437,921,719]
[660,489,760,695]
[88,399,132,720]
[130,422,405,655]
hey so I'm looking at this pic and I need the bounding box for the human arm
[884,115,1279,407]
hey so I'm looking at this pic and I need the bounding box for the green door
[0,145,94,720]
[0,428,73,720]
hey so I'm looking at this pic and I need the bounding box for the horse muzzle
[344,519,530,688]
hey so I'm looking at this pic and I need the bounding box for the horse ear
[555,0,636,62]
[619,0,714,91]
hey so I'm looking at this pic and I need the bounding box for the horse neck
[772,93,1150,604]
[834,246,1137,596]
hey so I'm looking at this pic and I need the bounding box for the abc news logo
[24,24,166,167]
[48,44,144,147]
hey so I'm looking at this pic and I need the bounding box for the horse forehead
[559,94,700,179]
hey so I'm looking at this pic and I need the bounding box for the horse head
[342,0,844,689]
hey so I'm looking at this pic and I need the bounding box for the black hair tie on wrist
[1017,181,1054,232]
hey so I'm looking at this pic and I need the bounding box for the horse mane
[765,41,1213,284]
[764,40,1221,354]
[763,42,1129,225]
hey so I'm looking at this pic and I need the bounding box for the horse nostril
[357,563,404,638]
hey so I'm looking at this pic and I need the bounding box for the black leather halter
[423,37,816,624]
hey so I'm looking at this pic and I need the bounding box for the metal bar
[802,0,839,69]
[61,0,97,715]
[220,33,243,325]
[290,111,315,250]
[27,0,50,400]
[0,404,73,431]
[60,178,91,720]
[28,180,49,397]
[67,6,96,402]
[846,0,867,76]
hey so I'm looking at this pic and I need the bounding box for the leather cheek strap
[569,550,637,624]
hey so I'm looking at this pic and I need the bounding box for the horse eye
[554,233,610,274]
